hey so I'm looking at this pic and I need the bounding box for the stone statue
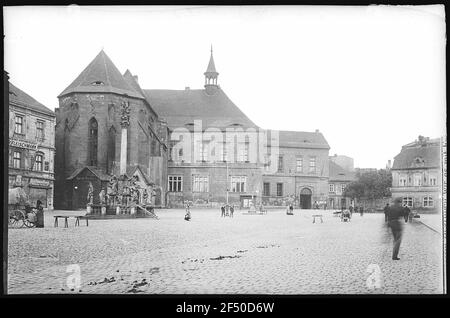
[87,182,94,205]
[99,189,106,205]
[142,189,148,205]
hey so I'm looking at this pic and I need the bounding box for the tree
[343,169,392,201]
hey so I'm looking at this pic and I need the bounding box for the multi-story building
[8,81,56,209]
[391,136,443,212]
[261,130,330,209]
[145,49,263,208]
[328,160,356,210]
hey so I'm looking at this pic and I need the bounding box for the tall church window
[88,118,98,166]
[107,126,116,173]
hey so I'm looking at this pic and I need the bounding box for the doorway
[299,188,312,209]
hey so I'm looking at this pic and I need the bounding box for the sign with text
[9,138,38,150]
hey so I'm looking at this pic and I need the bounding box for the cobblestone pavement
[7,209,444,294]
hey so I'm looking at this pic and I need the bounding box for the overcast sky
[4,5,446,169]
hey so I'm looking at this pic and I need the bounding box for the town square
[3,5,446,296]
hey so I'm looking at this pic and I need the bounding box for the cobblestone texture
[7,209,444,294]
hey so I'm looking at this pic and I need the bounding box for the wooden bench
[312,214,323,223]
[54,215,89,228]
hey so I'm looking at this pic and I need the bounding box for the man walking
[383,203,390,222]
[221,205,225,217]
[387,198,408,260]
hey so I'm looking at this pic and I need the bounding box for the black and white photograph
[2,4,447,299]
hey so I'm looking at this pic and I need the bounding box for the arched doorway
[300,188,312,209]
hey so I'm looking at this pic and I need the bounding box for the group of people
[221,205,234,218]
[348,205,364,216]
[383,198,412,260]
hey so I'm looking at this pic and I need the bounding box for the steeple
[204,45,219,92]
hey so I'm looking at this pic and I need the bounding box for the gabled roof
[127,165,154,185]
[66,166,111,181]
[268,130,330,149]
[143,88,258,130]
[58,50,144,99]
[392,141,441,170]
[329,161,356,182]
[9,82,54,116]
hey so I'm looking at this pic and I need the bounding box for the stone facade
[262,130,330,208]
[8,82,56,209]
[54,51,168,210]
[391,136,443,212]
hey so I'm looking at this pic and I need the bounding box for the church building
[54,49,331,209]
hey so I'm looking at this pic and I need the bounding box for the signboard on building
[9,138,38,150]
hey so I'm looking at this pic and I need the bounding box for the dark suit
[387,205,408,259]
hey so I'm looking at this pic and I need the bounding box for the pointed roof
[204,47,218,75]
[9,82,55,116]
[58,50,144,99]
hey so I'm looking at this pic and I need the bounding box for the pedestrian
[383,203,390,222]
[359,206,364,216]
[387,198,409,260]
[230,205,234,218]
[403,204,411,222]
[225,204,230,217]
[221,205,225,217]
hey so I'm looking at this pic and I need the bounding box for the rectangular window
[231,176,247,193]
[15,115,23,134]
[276,183,283,197]
[36,121,45,140]
[423,196,434,207]
[263,182,270,196]
[296,157,303,172]
[413,173,422,186]
[399,175,407,187]
[309,157,316,173]
[341,184,346,194]
[44,161,49,171]
[222,142,228,162]
[329,184,335,193]
[238,143,249,162]
[34,154,43,171]
[192,175,209,192]
[403,197,413,208]
[429,176,437,186]
[168,175,183,192]
[13,151,21,169]
[277,156,284,172]
[198,142,208,162]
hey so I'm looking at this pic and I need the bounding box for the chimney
[315,129,319,133]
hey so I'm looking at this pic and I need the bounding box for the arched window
[88,118,98,166]
[107,126,116,173]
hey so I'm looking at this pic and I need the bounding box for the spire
[204,45,219,93]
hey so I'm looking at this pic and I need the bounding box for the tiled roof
[9,82,54,116]
[143,88,258,130]
[66,166,111,181]
[58,50,144,99]
[392,142,441,170]
[268,130,330,149]
[329,161,356,182]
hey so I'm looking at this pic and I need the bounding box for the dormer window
[91,81,105,86]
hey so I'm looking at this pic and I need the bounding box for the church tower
[204,46,219,95]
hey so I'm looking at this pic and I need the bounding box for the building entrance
[299,188,312,209]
